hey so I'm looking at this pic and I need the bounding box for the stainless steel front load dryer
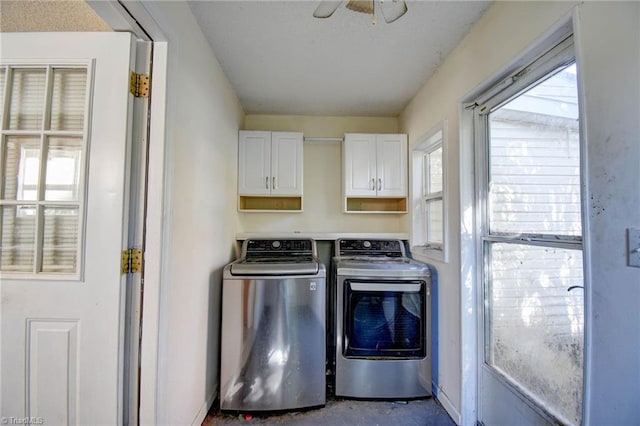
[333,238,432,399]
[220,239,326,412]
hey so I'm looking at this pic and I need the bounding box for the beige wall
[399,1,577,422]
[101,1,639,424]
[401,1,640,424]
[240,114,406,234]
[138,2,245,424]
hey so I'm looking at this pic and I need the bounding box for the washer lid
[229,259,320,276]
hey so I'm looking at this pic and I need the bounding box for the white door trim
[86,1,170,424]
[138,41,169,426]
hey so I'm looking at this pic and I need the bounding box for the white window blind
[1,65,89,276]
[8,69,46,131]
[50,69,87,131]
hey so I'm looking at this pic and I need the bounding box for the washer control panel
[245,239,313,254]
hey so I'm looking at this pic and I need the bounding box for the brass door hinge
[129,72,150,98]
[122,248,143,274]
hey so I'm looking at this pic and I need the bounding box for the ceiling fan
[313,0,408,24]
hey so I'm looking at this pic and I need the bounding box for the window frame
[475,35,581,250]
[411,120,448,263]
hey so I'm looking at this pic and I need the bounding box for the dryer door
[343,280,426,358]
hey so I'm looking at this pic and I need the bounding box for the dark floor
[203,397,456,426]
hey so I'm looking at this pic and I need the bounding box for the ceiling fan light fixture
[346,0,378,24]
[345,0,374,15]
[313,0,407,24]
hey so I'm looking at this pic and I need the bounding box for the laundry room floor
[203,397,455,426]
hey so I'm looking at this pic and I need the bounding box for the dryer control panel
[337,239,405,257]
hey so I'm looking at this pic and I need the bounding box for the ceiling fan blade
[379,0,408,23]
[313,1,344,18]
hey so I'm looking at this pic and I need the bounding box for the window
[0,65,90,276]
[423,142,443,246]
[412,121,447,262]
[474,35,584,425]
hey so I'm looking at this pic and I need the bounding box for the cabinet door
[271,132,303,196]
[344,134,377,196]
[376,134,407,196]
[238,130,271,195]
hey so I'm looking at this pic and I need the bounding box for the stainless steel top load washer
[220,239,326,412]
[333,238,432,399]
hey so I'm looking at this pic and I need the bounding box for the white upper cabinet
[238,130,303,197]
[344,133,407,197]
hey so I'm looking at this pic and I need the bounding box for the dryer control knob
[363,240,371,249]
[272,240,281,249]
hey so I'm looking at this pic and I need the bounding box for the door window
[1,65,90,276]
[475,36,584,425]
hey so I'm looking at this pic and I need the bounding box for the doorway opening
[471,34,585,425]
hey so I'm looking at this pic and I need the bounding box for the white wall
[575,3,640,424]
[241,114,405,234]
[136,2,244,425]
[401,1,640,424]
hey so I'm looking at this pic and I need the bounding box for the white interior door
[1,32,136,425]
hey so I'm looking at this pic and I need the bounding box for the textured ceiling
[1,0,492,117]
[188,0,492,116]
[0,0,111,32]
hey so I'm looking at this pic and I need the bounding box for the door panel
[238,131,271,195]
[27,319,80,425]
[344,134,376,196]
[271,132,303,196]
[480,365,551,426]
[1,32,135,424]
[376,134,407,196]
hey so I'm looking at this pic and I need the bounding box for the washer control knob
[272,240,281,249]
[363,240,371,249]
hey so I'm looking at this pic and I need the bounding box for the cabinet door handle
[371,178,375,190]
[272,176,276,189]
[266,176,269,189]
[378,178,382,191]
